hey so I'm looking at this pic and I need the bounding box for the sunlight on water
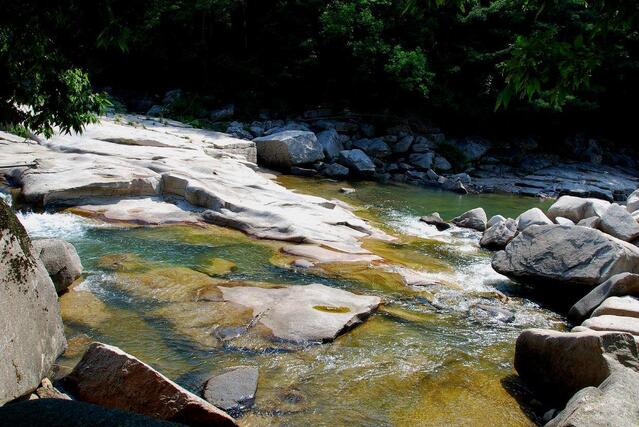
[12,177,564,426]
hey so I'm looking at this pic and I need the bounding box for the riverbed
[12,178,563,426]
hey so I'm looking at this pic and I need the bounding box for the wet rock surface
[203,366,259,413]
[32,238,83,293]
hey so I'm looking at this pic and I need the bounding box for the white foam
[16,211,104,240]
[0,191,12,206]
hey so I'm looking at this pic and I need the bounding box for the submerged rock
[569,273,639,322]
[32,238,83,294]
[419,212,450,231]
[63,342,237,426]
[0,200,66,405]
[219,283,381,343]
[492,225,639,288]
[480,218,517,250]
[451,208,487,231]
[254,130,324,169]
[203,366,259,413]
[282,245,380,263]
[514,328,639,404]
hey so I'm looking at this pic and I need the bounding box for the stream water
[8,179,564,426]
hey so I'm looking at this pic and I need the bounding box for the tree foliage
[0,0,637,135]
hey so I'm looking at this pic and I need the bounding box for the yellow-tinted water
[38,178,563,425]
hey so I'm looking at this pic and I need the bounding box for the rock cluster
[486,189,639,425]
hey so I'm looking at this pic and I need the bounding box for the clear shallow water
[15,180,562,426]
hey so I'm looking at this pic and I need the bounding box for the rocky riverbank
[136,95,639,201]
[432,191,639,425]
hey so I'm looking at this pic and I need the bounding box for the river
[9,178,564,426]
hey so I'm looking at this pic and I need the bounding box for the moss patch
[313,305,351,314]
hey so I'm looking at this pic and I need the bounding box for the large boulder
[337,149,376,175]
[351,138,391,158]
[0,200,66,405]
[203,366,258,413]
[598,203,639,241]
[487,215,506,229]
[319,163,349,178]
[0,399,178,427]
[547,196,610,223]
[451,208,487,231]
[408,153,434,170]
[448,137,491,161]
[63,342,236,426]
[253,130,324,169]
[316,129,343,161]
[569,273,639,322]
[492,225,639,288]
[218,283,381,343]
[480,218,517,250]
[32,238,83,294]
[627,188,639,213]
[514,328,639,404]
[516,207,552,231]
[546,364,639,427]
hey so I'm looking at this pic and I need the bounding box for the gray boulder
[480,218,518,250]
[338,149,376,175]
[433,155,452,171]
[516,207,553,231]
[591,296,639,319]
[408,152,434,170]
[209,104,235,121]
[254,131,324,169]
[451,208,487,231]
[598,203,639,241]
[449,137,491,161]
[420,212,450,231]
[263,122,310,135]
[32,238,83,294]
[582,314,639,336]
[352,138,391,158]
[316,129,343,160]
[203,366,258,413]
[320,163,349,178]
[0,200,66,405]
[577,216,600,229]
[546,364,639,427]
[492,225,639,288]
[442,179,468,194]
[393,135,413,153]
[514,328,639,404]
[555,216,575,226]
[627,188,639,213]
[569,273,639,322]
[487,215,506,228]
[63,342,236,426]
[547,196,610,222]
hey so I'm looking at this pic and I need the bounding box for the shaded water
[13,180,562,426]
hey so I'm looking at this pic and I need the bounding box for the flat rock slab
[219,283,381,343]
[592,296,639,319]
[203,366,259,412]
[492,225,639,288]
[282,245,380,263]
[582,315,639,336]
[63,342,236,426]
[73,197,201,225]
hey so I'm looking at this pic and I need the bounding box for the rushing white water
[16,210,105,240]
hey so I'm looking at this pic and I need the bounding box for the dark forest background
[1,0,638,141]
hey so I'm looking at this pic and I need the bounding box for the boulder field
[473,189,639,426]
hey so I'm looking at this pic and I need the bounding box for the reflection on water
[17,178,562,426]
